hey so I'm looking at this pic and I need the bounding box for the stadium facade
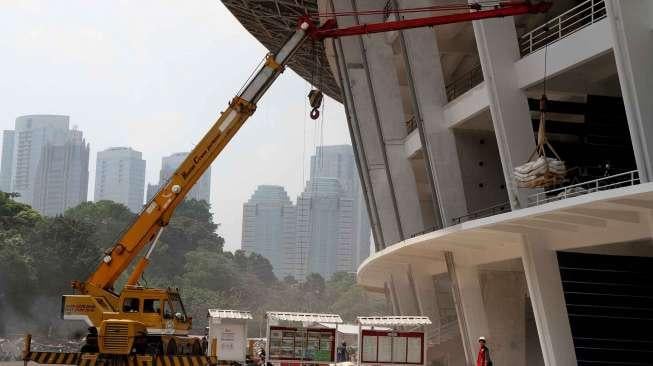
[223,1,653,365]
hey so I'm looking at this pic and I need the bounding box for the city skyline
[241,145,371,280]
[0,116,352,251]
[0,1,351,250]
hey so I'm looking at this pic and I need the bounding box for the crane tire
[166,339,178,355]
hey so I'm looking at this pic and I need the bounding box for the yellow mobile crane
[23,2,550,365]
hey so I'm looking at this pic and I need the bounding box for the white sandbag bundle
[513,95,567,188]
[513,156,566,188]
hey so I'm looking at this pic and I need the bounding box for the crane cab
[110,286,192,335]
[97,286,196,355]
[64,286,199,356]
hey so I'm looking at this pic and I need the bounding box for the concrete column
[521,238,577,366]
[447,254,489,365]
[480,271,528,366]
[605,0,653,182]
[471,15,537,208]
[329,0,428,245]
[390,270,420,315]
[396,0,469,225]
[412,270,440,324]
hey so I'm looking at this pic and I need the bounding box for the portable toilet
[206,309,253,363]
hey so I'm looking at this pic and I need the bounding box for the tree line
[0,192,386,338]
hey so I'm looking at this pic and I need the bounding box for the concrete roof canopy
[221,0,342,102]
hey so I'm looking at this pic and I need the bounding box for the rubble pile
[0,336,82,361]
[0,337,24,361]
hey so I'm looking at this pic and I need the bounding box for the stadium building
[223,1,653,365]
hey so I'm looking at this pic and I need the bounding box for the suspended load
[514,95,566,188]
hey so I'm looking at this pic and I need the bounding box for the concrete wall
[454,130,508,213]
[328,0,431,248]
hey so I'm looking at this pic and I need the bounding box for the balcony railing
[452,201,511,225]
[445,65,484,102]
[519,0,607,57]
[527,170,640,207]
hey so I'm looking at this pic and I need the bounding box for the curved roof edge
[221,0,342,102]
[358,183,653,289]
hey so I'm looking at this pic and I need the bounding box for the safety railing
[452,201,511,225]
[519,0,607,57]
[409,225,437,239]
[527,170,640,207]
[445,65,484,102]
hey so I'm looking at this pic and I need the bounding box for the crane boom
[76,0,552,295]
[82,23,312,292]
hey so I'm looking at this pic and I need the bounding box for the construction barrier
[23,351,218,366]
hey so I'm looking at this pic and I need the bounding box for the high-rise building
[95,147,146,213]
[6,115,70,205]
[283,145,370,280]
[228,1,653,364]
[0,131,15,192]
[311,145,371,268]
[147,152,211,203]
[0,115,89,214]
[32,129,89,216]
[241,185,295,277]
[240,146,369,280]
[293,177,354,280]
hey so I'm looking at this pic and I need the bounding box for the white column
[412,270,440,324]
[481,271,528,366]
[449,259,489,365]
[330,0,427,245]
[397,0,469,225]
[605,0,653,182]
[521,238,577,366]
[390,271,420,315]
[471,16,536,208]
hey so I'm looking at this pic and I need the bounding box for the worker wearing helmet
[476,337,492,366]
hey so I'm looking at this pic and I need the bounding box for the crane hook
[308,89,323,120]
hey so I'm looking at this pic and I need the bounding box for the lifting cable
[514,38,567,189]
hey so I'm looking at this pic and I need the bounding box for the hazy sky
[0,1,351,251]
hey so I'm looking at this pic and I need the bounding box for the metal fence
[445,65,484,102]
[527,170,640,207]
[519,0,607,57]
[452,201,511,225]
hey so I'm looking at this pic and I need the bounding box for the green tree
[302,273,326,296]
[148,199,224,281]
[28,216,100,297]
[233,250,276,285]
[180,251,240,292]
[63,200,136,257]
[0,191,41,231]
[0,234,36,317]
